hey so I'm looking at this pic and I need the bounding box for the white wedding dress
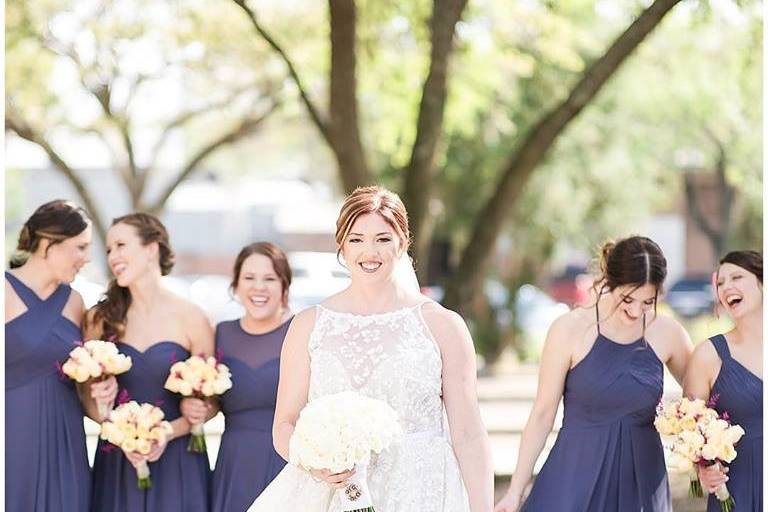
[248,303,470,511]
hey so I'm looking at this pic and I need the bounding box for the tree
[5,0,283,241]
[441,0,685,311]
[233,0,469,273]
[232,0,686,309]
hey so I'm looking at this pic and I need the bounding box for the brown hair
[90,213,175,340]
[335,186,410,258]
[719,250,763,285]
[10,200,91,268]
[593,235,668,317]
[231,242,292,306]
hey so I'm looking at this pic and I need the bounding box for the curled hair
[335,186,410,258]
[231,242,292,307]
[719,250,763,284]
[9,200,91,268]
[90,213,175,340]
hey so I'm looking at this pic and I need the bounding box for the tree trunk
[683,136,734,260]
[443,0,683,312]
[329,0,372,192]
[402,0,468,276]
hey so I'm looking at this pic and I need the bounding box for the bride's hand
[308,468,355,489]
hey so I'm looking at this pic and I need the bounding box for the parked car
[664,275,715,318]
[548,265,592,307]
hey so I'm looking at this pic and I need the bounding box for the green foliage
[6,1,761,351]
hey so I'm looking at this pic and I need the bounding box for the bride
[249,186,493,511]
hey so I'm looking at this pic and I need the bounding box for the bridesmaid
[5,200,116,511]
[684,250,762,511]
[86,213,213,512]
[183,242,293,511]
[495,236,693,512]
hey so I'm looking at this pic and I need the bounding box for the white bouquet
[100,401,173,490]
[655,396,745,512]
[60,340,132,419]
[164,355,232,452]
[289,391,402,512]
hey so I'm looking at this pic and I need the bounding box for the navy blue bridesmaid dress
[5,271,91,511]
[521,305,671,511]
[91,341,210,511]
[707,334,762,512]
[210,318,290,512]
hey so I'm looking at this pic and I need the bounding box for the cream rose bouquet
[100,401,173,490]
[164,355,232,452]
[655,396,745,512]
[289,391,403,512]
[60,340,132,419]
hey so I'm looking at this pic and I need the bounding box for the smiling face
[610,283,658,326]
[234,253,286,323]
[105,222,159,287]
[716,262,763,319]
[41,226,93,283]
[341,213,403,284]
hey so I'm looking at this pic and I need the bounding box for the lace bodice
[249,303,470,511]
[308,304,445,435]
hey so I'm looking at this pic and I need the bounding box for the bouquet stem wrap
[136,460,151,490]
[188,422,207,453]
[714,482,734,512]
[688,469,703,497]
[337,464,374,512]
[709,463,735,512]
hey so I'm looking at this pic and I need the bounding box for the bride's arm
[272,307,316,460]
[422,304,494,512]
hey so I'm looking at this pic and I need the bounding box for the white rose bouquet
[289,391,403,512]
[655,396,745,512]
[164,355,232,452]
[60,340,132,419]
[100,400,173,490]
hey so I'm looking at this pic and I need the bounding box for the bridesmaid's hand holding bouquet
[164,354,232,452]
[655,396,745,512]
[100,401,173,490]
[61,339,132,420]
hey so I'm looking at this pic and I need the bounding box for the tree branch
[231,0,333,148]
[146,81,278,173]
[5,112,109,244]
[37,35,140,198]
[146,100,281,213]
[444,0,684,311]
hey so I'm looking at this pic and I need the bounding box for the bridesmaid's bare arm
[170,301,216,440]
[496,313,575,511]
[655,316,693,386]
[682,340,719,401]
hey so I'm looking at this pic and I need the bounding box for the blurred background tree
[6,0,761,361]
